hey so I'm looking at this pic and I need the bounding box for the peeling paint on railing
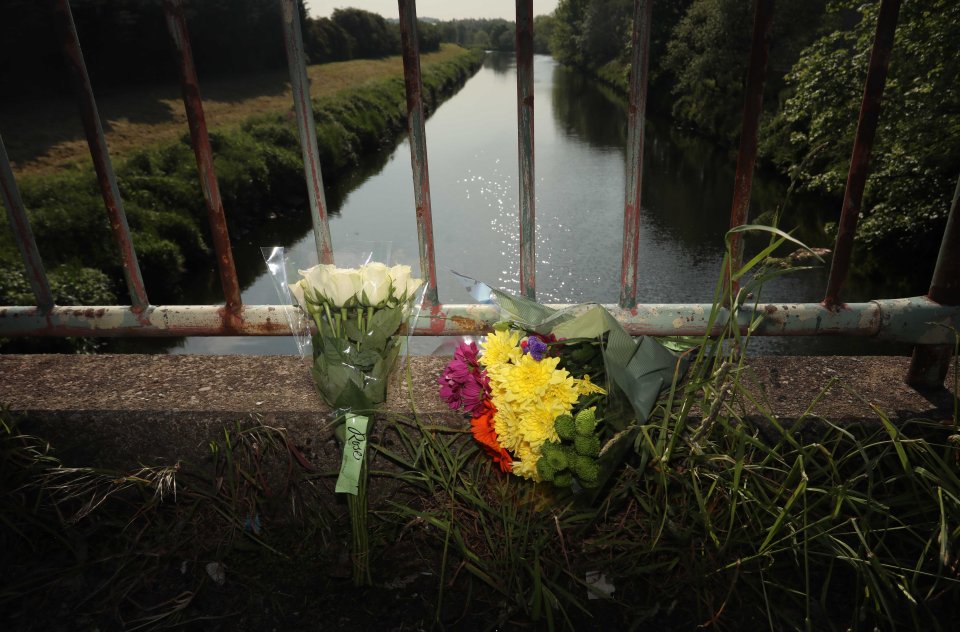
[1,299,957,345]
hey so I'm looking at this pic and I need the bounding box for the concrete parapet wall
[1,354,956,470]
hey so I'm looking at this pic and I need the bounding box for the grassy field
[0,44,470,177]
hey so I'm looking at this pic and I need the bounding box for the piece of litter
[198,386,212,392]
[585,571,615,600]
[255,401,264,405]
[206,561,226,586]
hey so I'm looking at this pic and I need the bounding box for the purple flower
[437,341,490,414]
[525,336,548,361]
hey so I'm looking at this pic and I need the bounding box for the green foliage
[533,15,556,54]
[437,18,515,52]
[762,0,960,257]
[664,0,829,142]
[304,17,353,64]
[331,8,399,59]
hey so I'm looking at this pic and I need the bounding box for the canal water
[170,52,920,357]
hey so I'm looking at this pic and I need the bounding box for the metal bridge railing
[1,0,958,389]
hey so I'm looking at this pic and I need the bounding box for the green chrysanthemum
[575,408,596,435]
[574,434,601,457]
[573,456,600,485]
[554,414,576,440]
[536,458,557,481]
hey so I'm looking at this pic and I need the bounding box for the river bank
[0,45,484,351]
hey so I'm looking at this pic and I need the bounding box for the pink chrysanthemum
[437,341,490,414]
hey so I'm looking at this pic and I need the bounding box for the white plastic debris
[205,561,226,586]
[585,571,615,600]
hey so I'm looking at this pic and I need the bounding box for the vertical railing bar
[398,0,439,305]
[163,0,242,313]
[906,171,960,388]
[725,0,774,293]
[279,0,334,265]
[823,0,901,307]
[516,0,536,300]
[0,133,54,310]
[619,0,653,309]
[53,0,149,311]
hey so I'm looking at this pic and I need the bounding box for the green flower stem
[322,302,338,338]
[347,456,371,586]
[356,307,364,353]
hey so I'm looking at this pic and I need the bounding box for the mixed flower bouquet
[438,286,685,492]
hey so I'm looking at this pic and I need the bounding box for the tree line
[549,0,959,260]
[0,1,441,98]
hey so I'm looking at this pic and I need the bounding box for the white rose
[327,267,362,307]
[404,276,424,302]
[359,262,392,307]
[299,264,334,303]
[389,264,412,300]
[288,280,306,308]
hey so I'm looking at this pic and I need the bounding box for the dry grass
[0,44,468,178]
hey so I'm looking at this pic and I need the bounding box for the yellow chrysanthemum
[492,402,523,451]
[575,374,607,396]
[500,355,566,404]
[479,329,522,369]
[517,406,559,449]
[511,441,541,481]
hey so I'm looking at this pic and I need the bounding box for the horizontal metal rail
[1,298,957,344]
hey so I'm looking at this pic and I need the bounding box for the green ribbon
[335,413,369,495]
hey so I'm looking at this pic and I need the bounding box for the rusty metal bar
[823,0,901,307]
[620,0,653,308]
[725,0,774,293]
[516,0,536,300]
[906,171,960,388]
[279,0,334,265]
[1,298,957,343]
[53,0,149,311]
[0,133,54,310]
[398,0,440,305]
[163,0,242,313]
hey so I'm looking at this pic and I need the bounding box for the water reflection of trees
[484,51,515,75]
[550,66,626,149]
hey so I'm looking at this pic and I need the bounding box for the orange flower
[470,400,513,473]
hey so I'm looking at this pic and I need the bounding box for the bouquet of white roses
[289,262,423,411]
[286,259,422,586]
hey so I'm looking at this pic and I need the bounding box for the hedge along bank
[0,47,485,315]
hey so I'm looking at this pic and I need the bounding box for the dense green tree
[435,19,515,51]
[304,17,352,63]
[550,0,590,66]
[330,8,399,59]
[663,0,828,142]
[762,0,960,257]
[418,22,442,53]
[533,15,556,54]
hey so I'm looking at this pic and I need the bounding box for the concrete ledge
[1,354,956,469]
